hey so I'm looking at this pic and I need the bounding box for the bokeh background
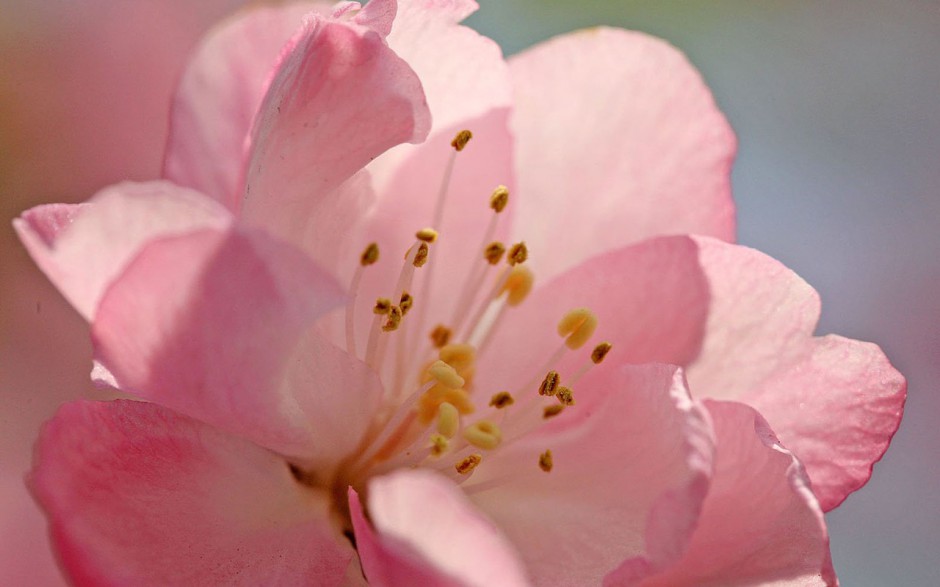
[1,0,937,584]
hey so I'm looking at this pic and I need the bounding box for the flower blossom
[14,1,905,585]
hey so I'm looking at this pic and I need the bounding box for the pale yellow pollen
[428,360,465,389]
[416,228,438,243]
[373,297,392,315]
[416,386,474,425]
[382,305,403,331]
[455,453,482,475]
[429,433,449,457]
[439,344,476,379]
[489,391,514,409]
[591,342,613,364]
[507,241,528,266]
[451,129,473,151]
[436,402,460,438]
[413,242,430,267]
[539,370,560,396]
[538,450,553,472]
[556,386,575,406]
[500,265,534,306]
[484,241,506,265]
[430,324,452,348]
[463,420,502,450]
[489,185,509,213]
[543,405,565,419]
[360,242,380,266]
[400,292,414,316]
[557,307,598,350]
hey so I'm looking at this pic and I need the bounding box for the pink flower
[14,1,904,585]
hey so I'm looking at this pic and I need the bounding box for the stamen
[591,342,613,364]
[430,325,452,348]
[556,387,575,406]
[428,360,465,389]
[489,391,514,409]
[437,402,460,438]
[484,241,506,265]
[463,421,502,450]
[539,371,560,396]
[451,130,473,152]
[373,298,392,314]
[489,185,509,213]
[499,266,534,307]
[429,433,449,457]
[438,344,476,381]
[557,308,598,349]
[382,306,403,332]
[346,242,380,356]
[455,453,482,475]
[400,292,414,316]
[507,242,528,266]
[543,405,565,419]
[538,450,553,472]
[360,242,380,266]
[416,228,438,243]
[412,242,430,267]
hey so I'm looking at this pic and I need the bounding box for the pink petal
[467,364,714,586]
[239,13,431,246]
[350,470,530,587]
[621,400,836,587]
[686,237,906,510]
[508,28,736,280]
[352,0,396,37]
[12,181,231,321]
[91,226,349,459]
[163,3,330,209]
[32,400,351,586]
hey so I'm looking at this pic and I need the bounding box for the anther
[484,241,506,265]
[437,402,460,438]
[500,266,534,306]
[428,360,465,389]
[382,306,403,331]
[400,292,414,316]
[489,185,509,213]
[543,405,564,419]
[507,242,528,266]
[451,129,473,151]
[416,228,438,243]
[360,242,380,266]
[463,421,502,450]
[413,242,430,267]
[429,433,449,457]
[489,391,514,409]
[557,308,598,350]
[439,344,475,377]
[539,370,560,396]
[538,450,553,472]
[455,453,482,474]
[556,387,575,406]
[591,342,613,364]
[373,298,392,315]
[430,325,452,348]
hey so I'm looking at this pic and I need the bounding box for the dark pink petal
[686,237,906,510]
[467,364,714,586]
[32,400,351,586]
[618,400,836,587]
[509,28,736,280]
[12,181,230,320]
[91,226,354,459]
[163,3,329,208]
[350,470,530,587]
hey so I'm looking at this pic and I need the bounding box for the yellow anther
[429,433,449,457]
[400,292,414,316]
[373,298,392,315]
[428,360,465,389]
[543,405,565,419]
[430,324,452,349]
[507,242,528,266]
[417,386,475,425]
[499,265,534,306]
[437,402,460,438]
[591,342,612,364]
[413,242,430,267]
[556,387,575,406]
[484,241,506,265]
[538,450,553,472]
[539,370,560,396]
[489,391,514,409]
[557,307,598,350]
[416,228,438,243]
[489,185,509,213]
[455,453,482,475]
[382,306,403,331]
[360,242,380,266]
[451,129,473,151]
[463,420,502,450]
[439,344,475,378]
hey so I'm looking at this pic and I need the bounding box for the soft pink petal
[686,236,906,510]
[509,28,736,280]
[32,400,351,586]
[351,470,530,587]
[12,181,230,320]
[91,226,346,459]
[163,3,328,208]
[239,13,431,245]
[351,0,396,36]
[466,364,714,586]
[621,400,836,587]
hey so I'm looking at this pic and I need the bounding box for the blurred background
[1,0,936,584]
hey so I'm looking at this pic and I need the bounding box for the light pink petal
[509,28,736,280]
[686,236,906,510]
[350,470,530,587]
[622,400,836,587]
[239,13,431,247]
[466,364,714,586]
[32,400,351,586]
[91,226,348,459]
[163,3,329,208]
[352,0,396,36]
[12,181,230,320]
